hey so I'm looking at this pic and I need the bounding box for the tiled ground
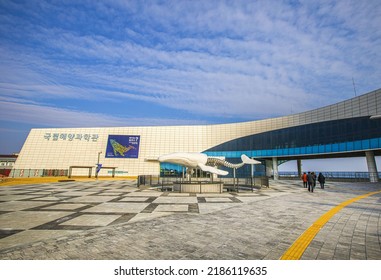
[2,179,380,260]
[0,180,271,250]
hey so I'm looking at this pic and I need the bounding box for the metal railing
[279,171,381,182]
[8,169,69,178]
[137,175,269,192]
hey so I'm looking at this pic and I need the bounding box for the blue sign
[96,164,102,173]
[105,135,140,158]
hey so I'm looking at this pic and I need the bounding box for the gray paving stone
[0,179,380,260]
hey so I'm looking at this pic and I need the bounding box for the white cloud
[0,0,380,126]
[0,98,204,127]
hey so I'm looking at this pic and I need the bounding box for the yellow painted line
[280,190,381,260]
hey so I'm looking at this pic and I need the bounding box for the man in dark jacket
[307,172,314,192]
[318,172,326,189]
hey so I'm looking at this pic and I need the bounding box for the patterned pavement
[0,179,380,260]
[0,180,266,251]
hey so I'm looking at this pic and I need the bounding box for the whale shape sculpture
[157,152,260,176]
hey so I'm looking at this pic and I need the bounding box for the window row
[205,137,381,158]
[207,117,381,152]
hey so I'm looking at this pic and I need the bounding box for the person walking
[318,172,325,189]
[301,172,308,188]
[307,171,313,192]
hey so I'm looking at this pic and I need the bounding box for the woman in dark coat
[318,172,325,189]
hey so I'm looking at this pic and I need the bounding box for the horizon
[279,157,381,173]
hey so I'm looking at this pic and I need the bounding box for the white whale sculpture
[157,152,261,176]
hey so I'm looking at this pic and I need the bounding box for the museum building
[11,88,381,182]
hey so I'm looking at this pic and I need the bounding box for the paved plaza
[0,179,380,260]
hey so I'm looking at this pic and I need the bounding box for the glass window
[362,139,370,149]
[312,146,319,153]
[339,143,346,151]
[370,138,378,148]
[354,140,362,150]
[318,145,325,153]
[347,142,354,150]
[325,144,332,153]
[205,116,381,157]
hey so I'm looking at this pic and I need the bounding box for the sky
[0,0,380,170]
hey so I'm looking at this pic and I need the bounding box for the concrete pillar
[273,157,279,180]
[265,160,273,177]
[365,151,379,183]
[297,159,302,177]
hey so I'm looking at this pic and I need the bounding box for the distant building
[12,88,381,182]
[0,154,18,176]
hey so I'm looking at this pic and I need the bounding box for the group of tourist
[301,171,325,192]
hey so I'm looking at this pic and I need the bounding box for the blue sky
[0,0,380,156]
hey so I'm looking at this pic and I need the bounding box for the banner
[106,135,140,158]
[96,164,102,173]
